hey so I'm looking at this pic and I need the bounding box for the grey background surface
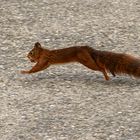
[0,0,140,139]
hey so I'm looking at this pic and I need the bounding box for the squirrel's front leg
[21,62,49,74]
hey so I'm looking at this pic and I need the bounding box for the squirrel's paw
[21,70,30,74]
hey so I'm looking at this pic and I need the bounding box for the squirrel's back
[48,46,92,64]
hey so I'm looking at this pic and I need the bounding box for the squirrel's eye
[30,51,34,55]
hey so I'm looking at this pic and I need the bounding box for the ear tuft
[34,42,41,48]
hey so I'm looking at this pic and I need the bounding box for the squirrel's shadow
[36,72,140,87]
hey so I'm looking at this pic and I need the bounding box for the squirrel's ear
[34,42,41,48]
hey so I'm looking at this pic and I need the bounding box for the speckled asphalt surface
[0,0,140,140]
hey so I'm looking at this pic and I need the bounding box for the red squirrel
[21,42,140,80]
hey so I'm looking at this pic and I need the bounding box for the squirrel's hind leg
[77,51,110,80]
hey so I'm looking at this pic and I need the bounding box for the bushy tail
[91,49,140,78]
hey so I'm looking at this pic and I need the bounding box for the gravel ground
[0,0,140,140]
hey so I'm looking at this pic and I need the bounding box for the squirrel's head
[27,42,43,63]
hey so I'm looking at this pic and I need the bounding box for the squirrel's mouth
[30,59,35,62]
[28,56,36,63]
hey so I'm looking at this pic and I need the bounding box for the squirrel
[21,42,140,80]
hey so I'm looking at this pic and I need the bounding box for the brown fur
[21,42,140,80]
